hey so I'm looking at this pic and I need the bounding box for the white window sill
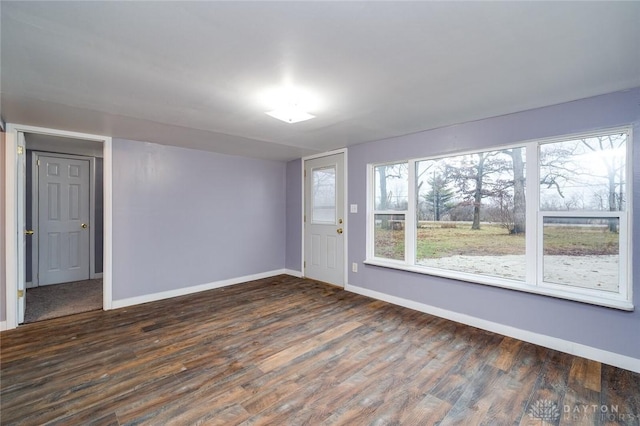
[363,259,634,311]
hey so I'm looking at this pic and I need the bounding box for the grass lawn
[374,222,619,260]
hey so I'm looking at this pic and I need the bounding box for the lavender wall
[330,89,640,359]
[0,133,6,323]
[112,139,286,300]
[285,159,302,272]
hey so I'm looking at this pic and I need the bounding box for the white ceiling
[2,1,639,161]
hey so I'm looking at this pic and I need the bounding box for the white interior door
[304,152,345,286]
[38,155,91,285]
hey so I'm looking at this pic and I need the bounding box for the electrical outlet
[352,262,358,273]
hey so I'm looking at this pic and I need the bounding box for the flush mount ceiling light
[266,105,315,124]
[261,86,319,124]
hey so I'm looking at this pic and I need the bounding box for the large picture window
[415,148,526,281]
[366,128,632,309]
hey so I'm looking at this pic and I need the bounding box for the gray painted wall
[112,139,286,301]
[344,89,640,359]
[285,159,302,272]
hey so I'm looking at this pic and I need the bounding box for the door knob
[81,223,88,229]
[25,230,34,235]
[337,228,343,234]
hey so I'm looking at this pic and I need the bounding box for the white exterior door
[304,152,345,286]
[38,155,91,285]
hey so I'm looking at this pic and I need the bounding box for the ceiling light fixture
[261,86,319,124]
[266,105,315,124]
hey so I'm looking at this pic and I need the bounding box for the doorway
[303,150,347,286]
[4,124,112,329]
[24,137,104,322]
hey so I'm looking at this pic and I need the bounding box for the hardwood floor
[1,275,639,425]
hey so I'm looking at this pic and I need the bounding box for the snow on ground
[417,255,619,292]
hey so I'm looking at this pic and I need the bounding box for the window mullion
[366,164,374,260]
[526,142,539,287]
[618,213,629,301]
[406,159,416,264]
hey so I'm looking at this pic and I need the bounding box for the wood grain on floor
[1,275,639,425]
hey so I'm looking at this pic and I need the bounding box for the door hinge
[17,290,24,298]
[17,146,24,155]
[304,214,306,223]
[304,261,306,269]
[304,170,306,178]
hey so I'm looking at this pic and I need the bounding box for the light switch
[350,204,358,213]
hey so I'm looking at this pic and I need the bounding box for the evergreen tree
[424,172,455,221]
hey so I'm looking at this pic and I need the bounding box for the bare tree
[581,135,625,232]
[540,134,626,233]
[448,151,504,230]
[378,166,389,210]
[539,142,579,201]
[376,163,409,228]
[503,147,525,234]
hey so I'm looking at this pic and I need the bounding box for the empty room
[1,2,639,425]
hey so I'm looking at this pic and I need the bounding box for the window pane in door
[312,166,336,223]
[542,217,619,292]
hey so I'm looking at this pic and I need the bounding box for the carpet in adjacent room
[24,279,103,323]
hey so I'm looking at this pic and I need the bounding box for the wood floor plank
[438,363,504,425]
[256,320,363,373]
[569,357,602,393]
[1,275,639,425]
[490,336,524,372]
[480,341,546,425]
[600,364,640,426]
[519,351,572,426]
[399,393,452,425]
[137,386,250,426]
[430,328,504,406]
[557,357,604,426]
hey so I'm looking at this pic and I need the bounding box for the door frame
[4,124,113,329]
[301,148,348,287]
[31,152,99,287]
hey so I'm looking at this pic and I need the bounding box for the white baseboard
[284,269,303,278]
[345,284,640,374]
[0,320,7,332]
[112,269,288,309]
[91,273,104,280]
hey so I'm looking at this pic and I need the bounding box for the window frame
[365,127,633,310]
[368,161,412,264]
